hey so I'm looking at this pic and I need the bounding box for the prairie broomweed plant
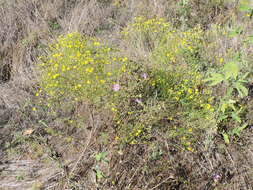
[39,32,128,106]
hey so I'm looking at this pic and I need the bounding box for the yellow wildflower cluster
[151,68,212,106]
[39,32,127,104]
[122,124,148,145]
[122,16,171,49]
[154,26,204,64]
[130,16,170,33]
[123,16,204,65]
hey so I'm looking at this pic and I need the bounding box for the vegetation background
[0,0,253,189]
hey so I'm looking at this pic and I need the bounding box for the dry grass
[1,0,253,190]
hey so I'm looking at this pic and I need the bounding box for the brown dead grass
[0,0,253,190]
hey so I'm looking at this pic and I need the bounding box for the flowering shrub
[111,17,215,149]
[37,19,216,151]
[150,66,216,150]
[152,27,204,66]
[122,16,171,52]
[38,32,127,106]
[150,67,214,112]
[111,61,215,150]
[123,17,204,65]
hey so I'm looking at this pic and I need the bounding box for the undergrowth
[2,0,253,189]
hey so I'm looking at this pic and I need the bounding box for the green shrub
[153,27,204,66]
[112,62,215,150]
[38,32,127,107]
[205,58,250,143]
[110,17,215,149]
[122,16,171,51]
[123,17,204,67]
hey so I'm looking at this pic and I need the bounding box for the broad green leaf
[205,73,224,86]
[222,133,230,144]
[235,82,248,98]
[224,61,239,79]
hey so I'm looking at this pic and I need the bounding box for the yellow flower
[67,33,73,38]
[94,41,100,46]
[76,52,81,57]
[100,80,105,84]
[187,147,194,152]
[52,74,60,79]
[135,129,142,136]
[111,107,117,112]
[32,107,37,111]
[86,67,94,73]
[188,88,193,94]
[121,66,126,72]
[205,104,211,110]
[82,61,88,65]
[130,140,137,145]
[122,57,128,62]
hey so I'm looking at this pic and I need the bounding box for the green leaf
[235,82,248,98]
[220,102,228,113]
[231,112,241,123]
[222,133,230,144]
[218,113,228,122]
[221,99,236,112]
[95,169,105,179]
[95,152,108,162]
[227,99,236,111]
[224,61,239,80]
[238,79,248,83]
[247,35,253,43]
[229,27,243,37]
[239,4,251,12]
[231,123,248,136]
[229,31,238,37]
[241,72,249,80]
[205,73,224,86]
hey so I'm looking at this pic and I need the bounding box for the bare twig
[68,106,98,179]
